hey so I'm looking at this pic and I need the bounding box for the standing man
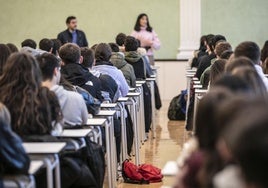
[57,16,88,47]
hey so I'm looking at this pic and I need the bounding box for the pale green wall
[0,0,180,59]
[201,0,268,49]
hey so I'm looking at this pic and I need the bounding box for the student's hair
[261,40,268,62]
[90,44,98,51]
[95,43,112,62]
[196,87,233,151]
[206,34,215,52]
[223,98,268,187]
[81,47,95,68]
[234,41,261,64]
[21,39,37,49]
[6,43,18,53]
[199,35,207,50]
[66,16,76,24]
[0,52,54,136]
[124,36,138,52]
[0,102,11,125]
[209,35,226,51]
[231,66,267,98]
[210,59,226,85]
[219,50,233,60]
[59,43,81,64]
[134,13,153,32]
[109,43,119,52]
[212,74,250,93]
[36,53,61,81]
[39,38,54,52]
[51,39,62,55]
[215,42,232,57]
[225,56,255,73]
[0,44,11,75]
[115,33,127,46]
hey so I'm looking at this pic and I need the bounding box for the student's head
[81,47,95,68]
[134,13,152,32]
[21,39,37,49]
[115,33,127,46]
[210,59,226,85]
[212,74,250,94]
[0,44,11,75]
[90,44,98,52]
[0,102,11,125]
[225,56,255,73]
[51,39,62,56]
[95,43,112,62]
[195,87,233,151]
[231,66,267,98]
[66,16,77,31]
[39,38,54,52]
[124,36,138,52]
[109,43,119,52]
[36,53,61,84]
[6,43,18,53]
[234,41,261,65]
[219,50,233,60]
[59,43,81,64]
[206,34,215,52]
[209,35,226,52]
[223,98,268,188]
[214,42,232,58]
[261,40,268,62]
[199,35,207,50]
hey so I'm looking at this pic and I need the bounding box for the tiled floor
[105,100,186,188]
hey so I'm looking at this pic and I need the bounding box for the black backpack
[168,90,187,120]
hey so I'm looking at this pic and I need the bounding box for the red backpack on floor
[122,160,163,184]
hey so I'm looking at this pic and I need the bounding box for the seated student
[190,35,208,68]
[0,103,30,187]
[234,41,268,90]
[39,38,54,53]
[115,32,127,52]
[92,43,129,97]
[0,52,98,188]
[21,39,37,49]
[51,39,62,57]
[200,41,232,88]
[209,59,227,87]
[6,43,18,53]
[222,97,268,188]
[124,36,146,79]
[81,47,120,102]
[0,52,63,136]
[109,42,136,88]
[0,44,11,75]
[59,43,103,100]
[37,53,88,126]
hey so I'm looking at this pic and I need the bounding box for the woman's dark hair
[199,35,207,50]
[6,43,18,53]
[261,40,268,62]
[81,47,95,68]
[0,44,11,75]
[210,59,226,85]
[134,13,152,32]
[0,52,59,136]
[95,43,112,62]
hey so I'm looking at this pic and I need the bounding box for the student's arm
[0,123,30,174]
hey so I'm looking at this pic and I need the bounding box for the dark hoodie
[110,52,136,87]
[125,51,146,80]
[61,63,102,100]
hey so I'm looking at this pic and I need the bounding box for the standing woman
[131,13,161,65]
